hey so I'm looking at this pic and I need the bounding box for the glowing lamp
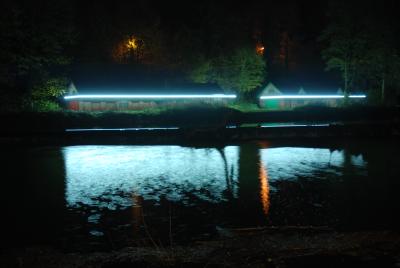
[126,37,137,49]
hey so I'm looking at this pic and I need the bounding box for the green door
[264,99,280,110]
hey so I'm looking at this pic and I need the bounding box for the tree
[0,0,75,110]
[187,56,212,84]
[355,14,400,104]
[214,47,266,95]
[188,47,266,98]
[319,17,367,97]
[319,1,400,104]
[362,35,400,104]
[318,1,383,100]
[23,77,69,112]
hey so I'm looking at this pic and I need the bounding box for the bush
[22,99,63,112]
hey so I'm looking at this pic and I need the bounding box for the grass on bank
[1,102,398,131]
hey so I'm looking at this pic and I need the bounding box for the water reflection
[259,147,366,181]
[259,161,270,216]
[2,141,399,249]
[132,194,143,235]
[63,146,239,209]
[63,145,367,213]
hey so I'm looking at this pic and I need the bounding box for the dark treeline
[319,1,400,102]
[0,0,399,111]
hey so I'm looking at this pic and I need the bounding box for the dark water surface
[2,139,400,251]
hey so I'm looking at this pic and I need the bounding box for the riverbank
[2,228,399,267]
[1,105,399,131]
[1,122,399,146]
[1,105,399,145]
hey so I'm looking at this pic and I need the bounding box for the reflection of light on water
[259,161,270,216]
[63,146,239,209]
[351,154,366,167]
[260,147,367,181]
[132,194,142,234]
[63,145,368,212]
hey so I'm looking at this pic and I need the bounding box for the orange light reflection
[259,161,270,216]
[132,194,143,235]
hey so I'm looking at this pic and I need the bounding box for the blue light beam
[260,95,366,100]
[259,94,366,100]
[64,94,237,100]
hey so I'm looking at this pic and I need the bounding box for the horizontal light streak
[260,124,329,128]
[348,95,367,98]
[64,94,237,100]
[65,127,179,132]
[260,95,366,100]
[225,124,330,128]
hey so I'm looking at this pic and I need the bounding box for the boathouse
[64,67,236,111]
[259,82,366,110]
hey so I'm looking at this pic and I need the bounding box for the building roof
[260,81,343,96]
[298,87,307,95]
[259,83,282,96]
[68,65,228,95]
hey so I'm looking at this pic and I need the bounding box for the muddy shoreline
[2,228,400,267]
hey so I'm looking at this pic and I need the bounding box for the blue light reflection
[260,147,367,181]
[63,145,367,210]
[63,146,239,209]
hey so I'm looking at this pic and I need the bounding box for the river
[2,139,399,251]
